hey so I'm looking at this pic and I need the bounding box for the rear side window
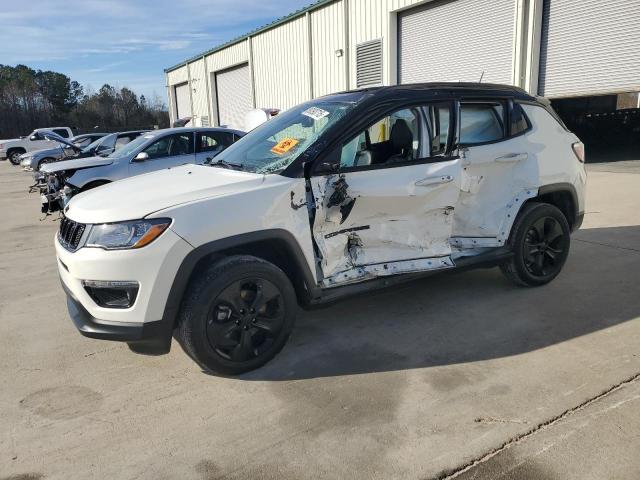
[511,103,530,136]
[52,128,70,138]
[460,103,504,145]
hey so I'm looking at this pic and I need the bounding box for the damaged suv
[56,83,586,374]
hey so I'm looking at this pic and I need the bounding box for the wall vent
[356,39,383,88]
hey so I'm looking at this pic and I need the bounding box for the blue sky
[0,0,314,105]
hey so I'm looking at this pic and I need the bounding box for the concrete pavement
[0,161,639,480]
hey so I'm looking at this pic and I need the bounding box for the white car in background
[0,127,74,164]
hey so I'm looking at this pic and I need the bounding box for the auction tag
[271,138,299,155]
[302,107,330,121]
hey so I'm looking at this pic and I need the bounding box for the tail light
[572,142,585,163]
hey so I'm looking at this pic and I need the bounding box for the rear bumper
[62,279,173,354]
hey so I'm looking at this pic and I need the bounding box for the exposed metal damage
[307,172,459,287]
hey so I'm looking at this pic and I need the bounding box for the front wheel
[177,255,297,375]
[8,151,23,165]
[500,202,571,287]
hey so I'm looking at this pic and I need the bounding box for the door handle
[495,153,528,163]
[415,175,454,187]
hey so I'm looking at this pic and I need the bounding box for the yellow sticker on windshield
[271,138,299,155]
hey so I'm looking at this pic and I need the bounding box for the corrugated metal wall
[538,0,640,98]
[252,16,311,110]
[206,41,249,73]
[186,58,209,119]
[311,1,347,97]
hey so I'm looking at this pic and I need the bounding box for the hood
[66,164,266,224]
[40,155,113,173]
[23,146,63,158]
[0,137,21,144]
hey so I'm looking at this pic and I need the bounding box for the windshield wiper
[207,158,244,170]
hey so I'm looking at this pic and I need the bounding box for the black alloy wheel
[500,202,571,287]
[177,255,297,375]
[522,216,567,277]
[207,278,285,362]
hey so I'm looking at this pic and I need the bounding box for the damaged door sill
[321,256,455,288]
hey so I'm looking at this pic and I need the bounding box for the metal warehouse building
[165,0,640,155]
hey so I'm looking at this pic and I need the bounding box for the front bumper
[0,149,7,159]
[56,225,193,354]
[61,279,173,354]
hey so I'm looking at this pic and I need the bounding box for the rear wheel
[177,255,297,375]
[500,202,570,287]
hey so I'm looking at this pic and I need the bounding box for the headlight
[86,218,171,250]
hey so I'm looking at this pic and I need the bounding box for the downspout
[248,36,257,108]
[343,0,350,90]
[186,62,194,121]
[202,55,213,125]
[306,11,314,99]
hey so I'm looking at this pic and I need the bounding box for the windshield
[82,134,112,153]
[216,100,354,174]
[107,133,156,158]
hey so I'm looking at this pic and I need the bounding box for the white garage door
[174,83,191,119]
[398,0,516,85]
[215,64,253,131]
[539,0,640,98]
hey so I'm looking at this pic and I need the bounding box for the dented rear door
[308,103,462,286]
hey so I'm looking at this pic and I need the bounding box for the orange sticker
[271,137,299,155]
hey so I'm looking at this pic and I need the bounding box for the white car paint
[55,89,586,336]
[0,127,74,159]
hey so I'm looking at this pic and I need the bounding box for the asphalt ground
[1,160,639,480]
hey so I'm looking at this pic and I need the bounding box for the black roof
[323,82,537,102]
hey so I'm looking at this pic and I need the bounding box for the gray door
[175,83,192,119]
[398,0,516,85]
[215,63,252,131]
[538,0,640,98]
[129,132,195,176]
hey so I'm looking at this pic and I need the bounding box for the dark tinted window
[197,131,235,153]
[511,103,530,136]
[52,128,70,138]
[460,103,505,144]
[144,133,194,159]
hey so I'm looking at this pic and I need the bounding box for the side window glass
[339,108,420,169]
[460,103,505,145]
[511,103,529,136]
[424,103,451,156]
[144,133,193,159]
[53,128,70,138]
[115,136,131,148]
[197,132,223,152]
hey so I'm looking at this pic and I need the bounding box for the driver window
[339,108,420,169]
[144,133,193,159]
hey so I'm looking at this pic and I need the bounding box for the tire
[37,157,55,169]
[177,255,297,375]
[500,202,571,287]
[8,150,24,165]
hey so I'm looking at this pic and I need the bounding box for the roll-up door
[215,63,252,131]
[539,0,640,98]
[398,0,516,85]
[174,83,191,119]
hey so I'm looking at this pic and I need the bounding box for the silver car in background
[38,126,245,213]
[20,133,108,171]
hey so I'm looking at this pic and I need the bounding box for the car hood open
[40,156,114,173]
[65,164,266,224]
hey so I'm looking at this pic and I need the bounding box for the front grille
[58,216,86,251]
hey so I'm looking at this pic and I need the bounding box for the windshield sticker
[302,107,330,121]
[271,138,299,155]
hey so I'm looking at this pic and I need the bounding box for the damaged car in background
[20,132,108,171]
[54,83,586,375]
[24,130,148,172]
[38,126,245,214]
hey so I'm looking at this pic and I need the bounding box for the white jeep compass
[55,83,586,375]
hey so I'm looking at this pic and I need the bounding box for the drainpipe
[202,55,213,125]
[343,0,350,90]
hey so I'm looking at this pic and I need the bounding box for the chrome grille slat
[58,216,86,252]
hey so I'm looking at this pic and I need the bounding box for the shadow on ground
[235,225,640,381]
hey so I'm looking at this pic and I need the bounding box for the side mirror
[30,134,39,141]
[133,152,149,162]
